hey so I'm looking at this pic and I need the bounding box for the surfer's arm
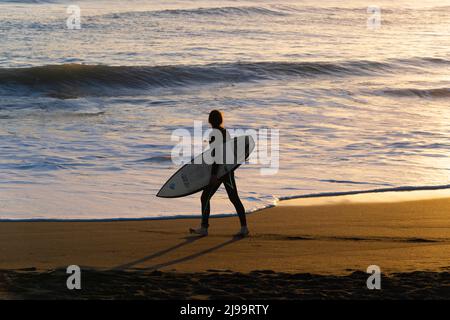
[209,132,219,180]
[209,173,219,185]
[211,161,219,175]
[210,161,219,185]
[208,130,222,185]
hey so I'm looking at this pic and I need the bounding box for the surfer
[190,110,249,237]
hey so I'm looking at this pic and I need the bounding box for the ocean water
[0,0,449,220]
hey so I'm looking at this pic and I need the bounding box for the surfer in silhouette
[190,110,249,237]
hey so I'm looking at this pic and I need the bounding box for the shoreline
[2,184,450,223]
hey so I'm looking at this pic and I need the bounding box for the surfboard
[157,135,255,198]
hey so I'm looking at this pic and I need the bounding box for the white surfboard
[157,135,255,198]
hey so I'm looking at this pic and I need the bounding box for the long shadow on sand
[113,236,242,271]
[142,237,243,271]
[112,235,204,270]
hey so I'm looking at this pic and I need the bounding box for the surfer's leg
[224,173,247,227]
[200,182,221,228]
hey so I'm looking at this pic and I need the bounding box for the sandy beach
[1,190,450,299]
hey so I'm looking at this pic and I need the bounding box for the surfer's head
[208,110,223,128]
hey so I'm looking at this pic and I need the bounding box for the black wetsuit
[200,127,247,228]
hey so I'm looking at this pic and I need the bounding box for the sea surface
[1,0,449,220]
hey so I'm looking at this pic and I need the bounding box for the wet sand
[1,190,450,299]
